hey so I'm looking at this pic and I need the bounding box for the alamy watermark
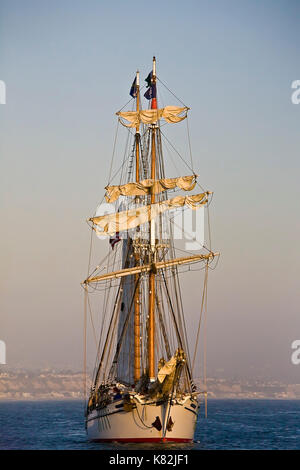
[0,80,6,104]
[0,340,6,364]
[94,200,205,251]
[291,80,300,104]
[291,340,300,365]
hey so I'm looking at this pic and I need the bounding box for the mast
[134,70,141,383]
[135,71,140,183]
[148,56,157,381]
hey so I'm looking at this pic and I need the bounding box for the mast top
[152,56,156,79]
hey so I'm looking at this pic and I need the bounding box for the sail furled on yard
[117,106,189,128]
[105,175,197,203]
[157,355,177,383]
[90,192,209,236]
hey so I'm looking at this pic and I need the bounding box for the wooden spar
[83,253,219,284]
[134,70,141,383]
[148,56,156,381]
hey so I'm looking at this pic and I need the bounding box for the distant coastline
[1,370,300,401]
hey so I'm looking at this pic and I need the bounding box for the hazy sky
[0,0,299,383]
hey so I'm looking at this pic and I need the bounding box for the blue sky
[0,0,299,381]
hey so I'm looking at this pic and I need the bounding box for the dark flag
[144,71,156,100]
[144,84,157,100]
[109,231,121,249]
[145,71,152,87]
[129,77,137,98]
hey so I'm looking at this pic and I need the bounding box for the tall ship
[82,57,219,442]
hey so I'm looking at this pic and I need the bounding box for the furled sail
[90,192,209,236]
[157,349,186,383]
[105,175,197,203]
[157,355,177,383]
[117,106,189,128]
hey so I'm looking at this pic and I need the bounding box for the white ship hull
[87,395,198,443]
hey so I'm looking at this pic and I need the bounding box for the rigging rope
[83,286,88,408]
[191,263,209,374]
[186,116,194,171]
[160,270,192,383]
[86,293,98,348]
[156,76,189,108]
[107,120,120,186]
[204,262,208,418]
[160,129,196,177]
[93,240,130,385]
[109,274,142,376]
[93,282,123,388]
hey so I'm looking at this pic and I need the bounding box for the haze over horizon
[1,0,299,384]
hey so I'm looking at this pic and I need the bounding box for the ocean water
[0,399,299,450]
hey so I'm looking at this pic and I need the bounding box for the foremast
[134,70,141,383]
[148,56,157,382]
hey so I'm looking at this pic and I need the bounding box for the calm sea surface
[0,399,299,450]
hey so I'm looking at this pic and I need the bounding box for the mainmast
[148,56,157,382]
[134,70,141,383]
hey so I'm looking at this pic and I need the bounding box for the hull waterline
[87,396,198,443]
